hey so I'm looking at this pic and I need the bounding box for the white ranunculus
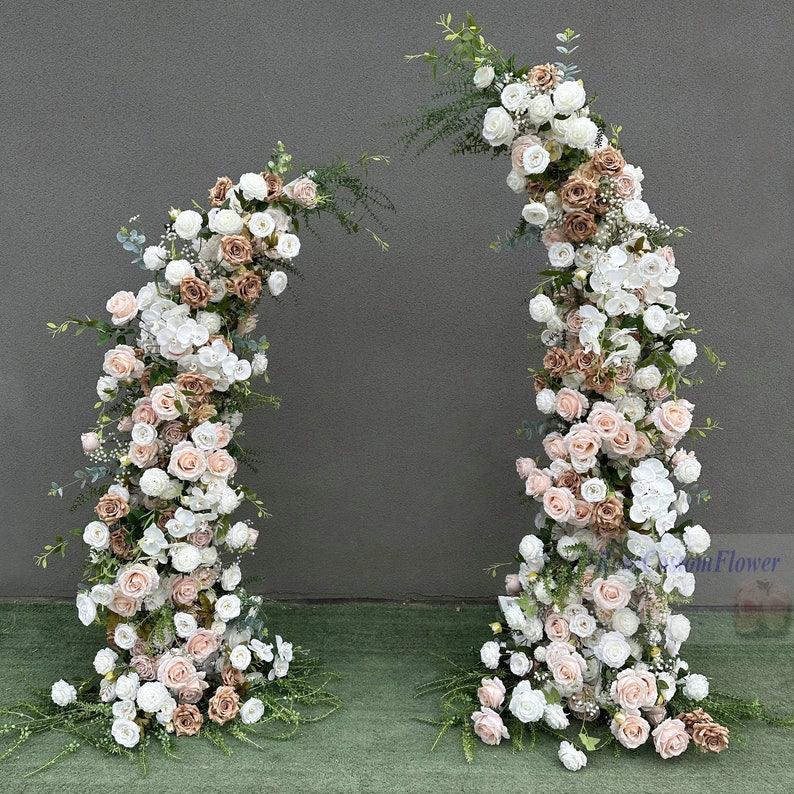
[142,244,168,271]
[115,672,140,701]
[83,520,111,550]
[557,535,582,561]
[136,681,170,713]
[208,207,244,235]
[473,64,495,88]
[671,339,697,366]
[114,623,137,650]
[527,94,554,125]
[276,233,301,259]
[51,679,77,707]
[536,388,556,414]
[522,201,549,225]
[682,673,709,701]
[267,270,288,296]
[522,144,550,174]
[643,305,668,335]
[683,524,710,554]
[480,640,501,669]
[548,241,575,268]
[509,681,545,723]
[674,457,701,484]
[240,697,265,724]
[509,652,531,676]
[173,210,204,240]
[558,740,587,771]
[96,375,118,402]
[252,353,269,376]
[580,478,607,503]
[112,718,141,748]
[553,81,586,115]
[518,534,545,568]
[164,258,195,287]
[196,310,222,335]
[139,467,170,497]
[633,365,662,390]
[623,199,651,225]
[90,583,114,606]
[230,643,252,671]
[594,631,631,668]
[501,82,529,112]
[482,106,515,147]
[220,563,242,591]
[666,613,691,646]
[112,699,137,720]
[215,593,242,622]
[543,703,570,730]
[612,607,640,636]
[170,542,202,573]
[238,172,268,201]
[529,294,555,323]
[565,116,598,149]
[506,170,526,193]
[76,592,97,626]
[174,611,198,639]
[93,647,118,675]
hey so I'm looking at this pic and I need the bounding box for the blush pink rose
[505,574,522,595]
[542,228,567,247]
[109,591,140,618]
[543,486,576,522]
[471,707,509,745]
[607,422,638,456]
[526,468,553,498]
[477,677,506,709]
[516,457,537,479]
[157,653,199,691]
[587,403,622,439]
[565,425,601,461]
[132,397,159,425]
[544,641,574,667]
[610,668,658,710]
[205,449,237,479]
[81,432,101,454]
[542,432,568,461]
[130,654,157,681]
[185,629,221,662]
[106,290,138,325]
[510,134,542,175]
[150,384,184,421]
[544,613,571,641]
[171,575,199,606]
[549,652,586,692]
[611,712,651,748]
[569,500,593,528]
[592,576,631,611]
[178,677,209,704]
[555,388,589,422]
[168,442,207,481]
[215,424,233,448]
[129,441,159,468]
[652,717,690,759]
[632,432,653,459]
[117,563,159,600]
[651,400,694,440]
[103,345,143,380]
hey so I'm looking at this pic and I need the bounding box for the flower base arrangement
[0,144,389,774]
[406,15,791,769]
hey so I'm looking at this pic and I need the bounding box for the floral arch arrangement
[2,143,389,765]
[406,15,786,770]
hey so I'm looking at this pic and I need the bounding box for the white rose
[240,697,265,724]
[248,211,276,238]
[96,375,118,402]
[482,106,515,147]
[558,740,587,771]
[173,611,198,639]
[252,353,269,376]
[208,207,244,235]
[209,278,227,302]
[522,201,549,225]
[215,593,242,622]
[683,524,710,554]
[480,640,501,669]
[93,647,118,675]
[548,241,575,269]
[111,718,141,748]
[633,365,662,390]
[519,534,545,568]
[267,270,288,296]
[581,478,607,503]
[76,592,97,626]
[557,535,582,561]
[612,607,640,636]
[527,94,554,125]
[533,388,555,415]
[682,673,709,701]
[671,339,697,367]
[506,170,526,193]
[230,644,252,671]
[220,563,242,591]
[643,305,668,335]
[131,422,157,445]
[115,672,140,701]
[666,613,691,644]
[238,172,268,201]
[164,258,195,287]
[83,520,110,550]
[90,583,114,605]
[276,233,301,259]
[196,310,222,335]
[565,116,598,149]
[473,64,495,88]
[529,294,555,323]
[623,199,651,225]
[142,244,168,271]
[112,699,137,720]
[226,521,251,550]
[51,679,77,707]
[173,210,203,240]
[594,631,631,668]
[553,80,586,115]
[139,467,170,497]
[157,696,177,724]
[509,681,546,723]
[674,457,701,485]
[522,144,550,174]
[509,652,531,676]
[501,82,529,112]
[543,703,570,730]
[170,542,202,573]
[114,623,137,650]
[569,611,596,638]
[136,681,170,713]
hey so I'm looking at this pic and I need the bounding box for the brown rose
[208,176,233,207]
[591,146,626,176]
[173,703,204,737]
[221,666,245,689]
[543,347,571,377]
[207,685,240,725]
[592,496,625,537]
[677,709,712,732]
[180,276,211,309]
[190,404,218,424]
[555,468,581,493]
[161,420,188,445]
[261,171,284,200]
[95,493,129,526]
[231,270,262,304]
[176,373,214,400]
[110,529,134,560]
[221,234,253,267]
[130,654,157,681]
[559,177,597,209]
[572,348,600,374]
[562,211,598,243]
[526,63,561,90]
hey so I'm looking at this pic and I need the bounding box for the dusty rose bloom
[161,420,188,445]
[541,227,567,246]
[171,575,199,606]
[652,717,690,759]
[95,493,129,525]
[130,654,157,681]
[573,160,600,184]
[261,171,284,200]
[651,400,693,439]
[157,653,199,691]
[510,134,542,175]
[471,707,509,745]
[221,234,253,267]
[555,468,581,493]
[563,210,598,243]
[208,686,240,725]
[208,176,233,207]
[572,348,600,373]
[591,146,626,176]
[526,62,561,90]
[533,373,548,393]
[231,270,262,303]
[287,176,319,208]
[180,276,211,308]
[185,629,220,663]
[178,678,209,704]
[611,712,651,749]
[190,404,218,424]
[132,397,158,425]
[560,177,597,209]
[110,529,134,560]
[614,170,639,198]
[692,721,730,753]
[570,499,593,527]
[477,677,506,709]
[151,384,184,420]
[643,705,668,727]
[676,708,712,732]
[176,373,214,400]
[189,527,214,548]
[543,347,571,377]
[173,703,204,736]
[504,574,522,595]
[194,566,218,588]
[109,591,139,617]
[614,363,635,384]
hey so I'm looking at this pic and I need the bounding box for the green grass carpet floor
[0,602,791,793]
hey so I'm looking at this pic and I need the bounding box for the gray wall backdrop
[1,1,791,599]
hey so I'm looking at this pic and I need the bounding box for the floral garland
[406,16,755,769]
[3,144,388,765]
